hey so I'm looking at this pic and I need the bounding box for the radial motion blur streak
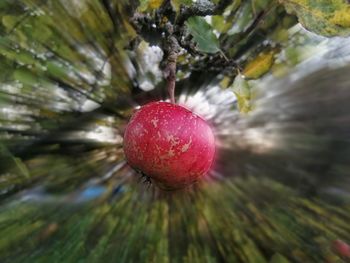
[0,0,350,262]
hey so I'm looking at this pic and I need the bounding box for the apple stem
[164,35,180,104]
[168,75,176,104]
[165,52,176,104]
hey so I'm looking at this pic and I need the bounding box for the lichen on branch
[163,34,180,104]
[176,0,233,25]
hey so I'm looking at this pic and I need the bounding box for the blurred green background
[0,0,350,262]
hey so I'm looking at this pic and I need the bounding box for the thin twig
[163,35,180,104]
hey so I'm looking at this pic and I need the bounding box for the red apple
[123,101,215,190]
[332,239,350,258]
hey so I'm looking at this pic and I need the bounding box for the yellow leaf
[281,0,350,37]
[149,0,163,9]
[330,9,350,28]
[219,76,232,89]
[232,74,252,113]
[243,51,275,79]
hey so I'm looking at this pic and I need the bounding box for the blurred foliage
[186,16,221,54]
[231,74,252,114]
[0,177,349,262]
[281,0,350,37]
[0,0,349,262]
[138,0,164,12]
[243,49,277,79]
[171,0,193,11]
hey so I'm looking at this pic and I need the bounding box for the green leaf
[281,0,350,37]
[0,144,30,179]
[227,1,253,35]
[186,16,220,54]
[232,74,252,113]
[270,253,290,263]
[2,15,18,32]
[171,0,192,11]
[13,69,38,86]
[13,157,30,178]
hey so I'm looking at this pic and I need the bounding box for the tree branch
[163,35,180,104]
[176,0,232,25]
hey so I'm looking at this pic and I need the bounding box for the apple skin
[332,240,350,258]
[123,101,215,190]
